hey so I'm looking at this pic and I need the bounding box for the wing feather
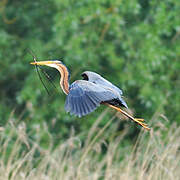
[81,100,87,116]
[73,97,78,115]
[65,80,117,117]
[79,97,86,116]
[83,98,91,114]
[86,95,97,109]
[74,98,81,117]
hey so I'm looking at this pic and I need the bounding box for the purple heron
[30,60,150,130]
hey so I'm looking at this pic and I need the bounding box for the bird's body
[65,78,126,117]
[30,60,150,130]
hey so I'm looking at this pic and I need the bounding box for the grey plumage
[82,71,123,96]
[65,71,128,117]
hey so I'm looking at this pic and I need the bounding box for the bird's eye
[82,73,89,81]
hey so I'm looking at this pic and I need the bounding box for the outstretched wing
[65,80,117,117]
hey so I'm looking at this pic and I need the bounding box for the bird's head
[30,60,70,94]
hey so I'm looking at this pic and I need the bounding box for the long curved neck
[57,64,70,95]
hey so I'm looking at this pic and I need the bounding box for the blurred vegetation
[0,114,180,179]
[0,0,179,151]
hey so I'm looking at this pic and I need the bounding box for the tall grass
[0,111,179,180]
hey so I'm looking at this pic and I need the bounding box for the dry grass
[0,112,180,180]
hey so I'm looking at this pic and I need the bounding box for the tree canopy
[0,0,179,145]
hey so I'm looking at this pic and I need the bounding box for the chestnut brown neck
[57,64,70,95]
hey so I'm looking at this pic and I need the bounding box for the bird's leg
[104,103,150,131]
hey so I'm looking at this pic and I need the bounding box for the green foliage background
[0,0,179,147]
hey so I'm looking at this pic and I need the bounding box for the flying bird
[30,60,150,130]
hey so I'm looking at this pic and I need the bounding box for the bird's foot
[134,118,150,131]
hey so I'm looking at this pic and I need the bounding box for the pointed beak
[30,61,56,66]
